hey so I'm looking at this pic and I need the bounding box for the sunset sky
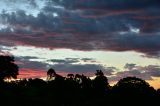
[0,0,160,89]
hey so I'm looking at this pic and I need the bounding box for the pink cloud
[18,68,71,79]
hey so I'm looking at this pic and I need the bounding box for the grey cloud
[0,1,160,58]
[109,64,160,81]
[15,56,51,70]
[48,58,97,64]
[47,58,114,76]
[48,58,79,64]
[81,58,96,63]
[54,63,106,75]
[15,56,108,76]
[124,63,136,70]
[0,10,62,33]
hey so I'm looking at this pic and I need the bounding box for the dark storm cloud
[107,35,160,56]
[0,10,62,32]
[51,0,160,10]
[0,0,160,58]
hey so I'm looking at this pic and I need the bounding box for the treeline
[0,70,159,106]
[0,56,160,106]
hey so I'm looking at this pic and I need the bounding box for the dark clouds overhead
[0,0,160,58]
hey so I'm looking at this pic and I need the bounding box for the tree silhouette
[112,77,156,98]
[93,70,109,94]
[47,68,56,80]
[115,77,150,90]
[0,68,158,106]
[67,74,74,79]
[0,55,19,80]
[47,68,64,81]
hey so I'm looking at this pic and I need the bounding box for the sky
[0,0,160,88]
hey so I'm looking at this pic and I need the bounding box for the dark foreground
[0,75,160,106]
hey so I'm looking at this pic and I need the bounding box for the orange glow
[109,79,160,90]
[17,69,160,89]
[146,77,160,89]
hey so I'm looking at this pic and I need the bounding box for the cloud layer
[110,64,160,81]
[0,0,160,58]
[16,56,108,76]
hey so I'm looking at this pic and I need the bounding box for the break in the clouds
[0,0,160,57]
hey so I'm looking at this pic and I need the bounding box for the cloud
[15,56,109,77]
[109,64,160,81]
[53,63,105,75]
[48,58,97,64]
[124,63,136,70]
[16,56,160,81]
[50,0,160,10]
[15,56,52,70]
[0,0,160,58]
[18,68,47,79]
[48,58,80,64]
[47,58,109,75]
